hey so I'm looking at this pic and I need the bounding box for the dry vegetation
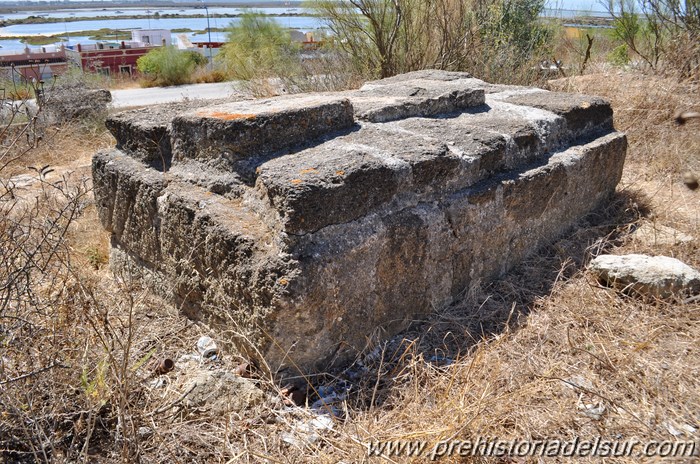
[1,68,698,463]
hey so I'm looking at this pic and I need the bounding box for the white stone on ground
[589,254,700,299]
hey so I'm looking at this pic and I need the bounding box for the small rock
[633,223,694,246]
[589,254,700,299]
[184,370,264,414]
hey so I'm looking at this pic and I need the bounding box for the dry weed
[2,70,698,463]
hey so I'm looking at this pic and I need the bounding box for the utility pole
[204,5,213,70]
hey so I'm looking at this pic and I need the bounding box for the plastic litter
[196,336,219,360]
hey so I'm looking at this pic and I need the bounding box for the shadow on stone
[302,188,652,410]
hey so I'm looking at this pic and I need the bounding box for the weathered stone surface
[93,70,627,378]
[350,81,485,122]
[589,254,700,299]
[106,105,177,165]
[502,91,613,138]
[105,98,245,166]
[184,370,264,413]
[170,95,354,183]
[45,88,111,124]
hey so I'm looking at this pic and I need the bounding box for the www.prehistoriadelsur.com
[366,437,698,459]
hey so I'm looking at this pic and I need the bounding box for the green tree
[136,46,205,86]
[218,11,301,81]
[605,0,699,76]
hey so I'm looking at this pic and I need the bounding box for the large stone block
[93,71,627,377]
[170,95,355,183]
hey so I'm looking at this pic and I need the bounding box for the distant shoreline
[0,1,305,15]
[0,12,315,28]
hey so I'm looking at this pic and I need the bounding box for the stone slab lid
[170,95,355,164]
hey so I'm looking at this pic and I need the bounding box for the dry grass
[548,72,700,178]
[1,70,698,462]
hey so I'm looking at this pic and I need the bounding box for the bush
[608,43,631,66]
[216,12,360,96]
[310,0,554,84]
[606,0,699,78]
[136,46,204,86]
[218,12,301,82]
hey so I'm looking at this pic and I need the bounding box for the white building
[131,29,172,47]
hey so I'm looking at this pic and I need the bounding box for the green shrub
[217,12,301,81]
[136,46,204,86]
[608,44,630,66]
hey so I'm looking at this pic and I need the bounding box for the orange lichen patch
[197,111,257,121]
[300,168,318,175]
[278,278,289,286]
[335,170,345,176]
[291,179,303,184]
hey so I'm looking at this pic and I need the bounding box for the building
[65,29,171,77]
[0,29,201,80]
[174,33,224,64]
[0,45,68,81]
[131,29,172,47]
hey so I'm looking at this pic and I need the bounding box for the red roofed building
[0,45,69,81]
[65,29,172,77]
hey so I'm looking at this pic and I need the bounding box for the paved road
[109,81,242,109]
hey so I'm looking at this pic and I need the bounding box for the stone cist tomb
[93,70,626,376]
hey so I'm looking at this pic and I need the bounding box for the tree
[218,12,301,81]
[606,0,699,77]
[136,46,205,86]
[310,0,553,82]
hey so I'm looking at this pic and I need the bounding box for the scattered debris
[148,377,168,389]
[154,358,174,375]
[176,353,200,369]
[196,335,219,360]
[281,414,334,447]
[589,254,700,299]
[562,375,594,391]
[281,385,306,407]
[674,110,700,125]
[664,420,697,437]
[233,362,251,377]
[563,376,606,420]
[682,171,698,190]
[577,398,606,420]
